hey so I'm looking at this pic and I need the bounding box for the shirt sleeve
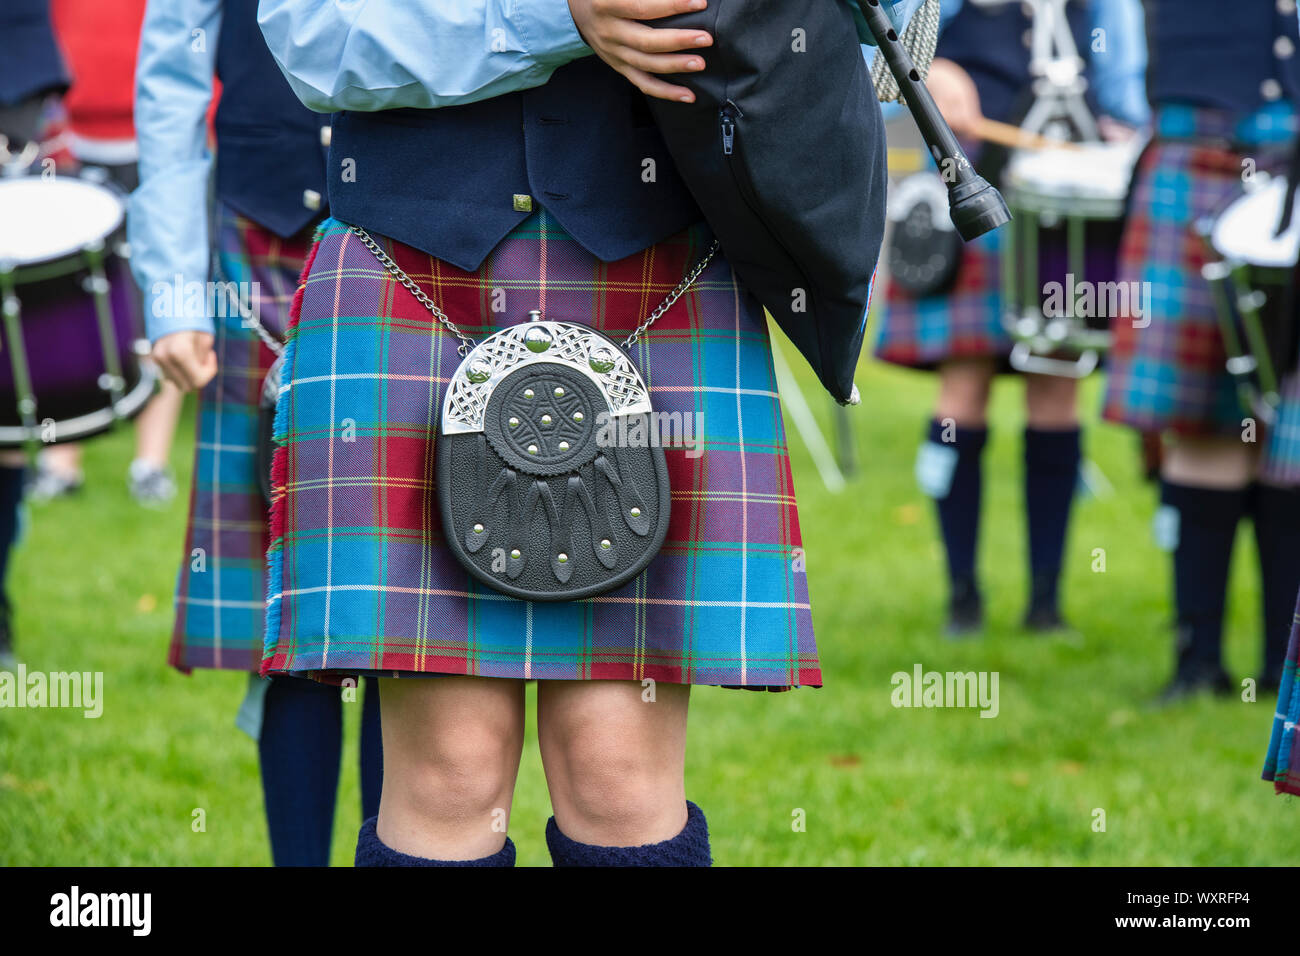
[1087,0,1150,128]
[256,0,594,113]
[128,0,222,342]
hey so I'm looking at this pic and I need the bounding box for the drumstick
[973,118,1084,152]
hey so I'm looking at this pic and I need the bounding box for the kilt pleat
[1102,106,1300,480]
[167,204,309,672]
[1263,590,1300,797]
[873,227,1009,370]
[261,213,821,689]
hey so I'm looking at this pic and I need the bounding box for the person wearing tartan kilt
[248,0,922,867]
[130,0,380,865]
[873,0,1149,636]
[1101,1,1300,701]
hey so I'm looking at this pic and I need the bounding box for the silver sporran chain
[347,224,720,356]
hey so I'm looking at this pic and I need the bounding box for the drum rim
[0,173,127,270]
[1209,177,1300,270]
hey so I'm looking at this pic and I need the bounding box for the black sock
[0,465,23,605]
[1024,427,1081,615]
[1160,481,1249,680]
[1252,483,1300,682]
[919,419,987,597]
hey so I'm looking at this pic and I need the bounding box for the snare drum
[1001,141,1141,377]
[1200,175,1300,425]
[0,172,154,445]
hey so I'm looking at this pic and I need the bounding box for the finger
[620,65,697,103]
[155,355,192,392]
[193,351,219,390]
[604,0,707,22]
[605,20,712,54]
[615,46,707,76]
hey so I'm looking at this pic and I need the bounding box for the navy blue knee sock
[359,677,383,820]
[258,677,343,866]
[0,464,24,611]
[354,817,516,867]
[922,419,987,595]
[545,801,712,867]
[259,676,383,866]
[1159,481,1249,680]
[1252,484,1300,683]
[1024,426,1081,616]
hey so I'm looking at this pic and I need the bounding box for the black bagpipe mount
[860,0,1012,240]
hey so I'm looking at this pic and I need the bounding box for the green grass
[1,335,1298,866]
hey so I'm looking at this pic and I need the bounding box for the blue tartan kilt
[168,204,311,673]
[1101,105,1300,483]
[873,228,1011,371]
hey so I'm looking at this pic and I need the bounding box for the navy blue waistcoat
[0,0,68,107]
[936,0,1093,126]
[214,0,326,238]
[326,55,703,272]
[1145,0,1300,116]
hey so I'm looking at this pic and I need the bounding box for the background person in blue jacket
[1102,0,1300,701]
[131,0,382,865]
[873,0,1148,638]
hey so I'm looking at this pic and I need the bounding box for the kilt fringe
[260,226,323,677]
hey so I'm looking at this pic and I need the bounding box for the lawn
[1,332,1296,866]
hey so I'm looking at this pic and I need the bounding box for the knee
[1025,375,1078,428]
[395,725,518,823]
[553,731,679,834]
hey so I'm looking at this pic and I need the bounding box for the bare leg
[133,379,184,467]
[935,356,995,426]
[374,675,525,860]
[537,679,690,847]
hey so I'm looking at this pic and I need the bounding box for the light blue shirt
[129,0,224,341]
[257,0,926,113]
[132,0,923,340]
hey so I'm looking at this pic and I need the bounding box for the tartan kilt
[1101,110,1300,482]
[261,213,821,690]
[873,227,1010,370]
[1263,588,1300,797]
[167,204,311,672]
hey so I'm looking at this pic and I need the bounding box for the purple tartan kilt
[1101,114,1300,482]
[873,227,1011,371]
[168,205,311,673]
[261,212,822,690]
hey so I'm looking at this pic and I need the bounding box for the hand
[1097,115,1139,144]
[567,0,713,102]
[925,57,983,139]
[152,330,217,392]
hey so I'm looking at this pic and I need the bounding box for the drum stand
[1199,242,1284,428]
[1015,0,1100,144]
[992,0,1110,378]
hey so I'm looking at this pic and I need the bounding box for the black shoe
[1023,603,1067,633]
[1155,667,1233,705]
[946,578,983,639]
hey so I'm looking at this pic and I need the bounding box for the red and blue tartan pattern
[1263,588,1300,797]
[1101,108,1300,481]
[872,227,1009,370]
[261,214,821,689]
[168,204,309,673]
